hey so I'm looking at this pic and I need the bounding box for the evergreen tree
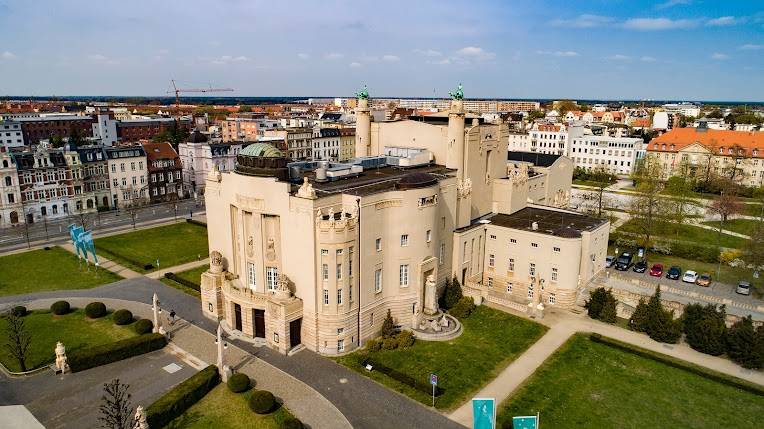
[629,298,650,332]
[644,285,664,336]
[685,304,727,356]
[682,303,704,335]
[441,276,463,310]
[753,325,764,370]
[584,287,607,320]
[599,294,618,324]
[727,316,758,369]
[379,309,397,338]
[648,309,682,344]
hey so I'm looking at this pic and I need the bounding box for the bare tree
[4,310,32,372]
[98,379,133,429]
[627,155,666,249]
[664,160,700,236]
[709,188,743,223]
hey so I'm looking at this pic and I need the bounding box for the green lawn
[94,223,209,273]
[0,247,122,297]
[160,264,207,298]
[0,309,138,372]
[617,219,748,249]
[573,180,613,188]
[336,306,548,410]
[743,203,763,217]
[701,219,758,236]
[165,384,295,429]
[497,334,763,429]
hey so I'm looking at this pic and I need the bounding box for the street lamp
[216,322,229,382]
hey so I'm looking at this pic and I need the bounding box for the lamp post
[152,292,162,334]
[216,321,229,382]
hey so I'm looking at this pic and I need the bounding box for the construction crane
[167,79,234,108]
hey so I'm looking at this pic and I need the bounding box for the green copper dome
[241,143,284,158]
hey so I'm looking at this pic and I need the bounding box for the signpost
[471,398,496,429]
[429,373,438,407]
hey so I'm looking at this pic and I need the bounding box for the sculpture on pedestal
[54,341,69,373]
[356,85,369,99]
[423,274,438,316]
[411,272,462,340]
[133,406,148,429]
[210,250,224,274]
[449,83,464,100]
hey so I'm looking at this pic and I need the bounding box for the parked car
[649,263,664,277]
[615,252,633,271]
[736,281,752,296]
[666,266,682,280]
[632,260,648,273]
[696,273,712,287]
[605,255,616,268]
[682,270,698,283]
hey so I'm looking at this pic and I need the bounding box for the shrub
[599,294,618,324]
[146,365,220,428]
[68,333,167,372]
[85,302,107,319]
[248,390,275,414]
[439,276,463,310]
[381,337,398,350]
[164,272,201,291]
[629,298,649,332]
[51,300,71,315]
[379,309,397,338]
[396,330,415,348]
[365,338,381,352]
[684,304,727,356]
[280,416,303,429]
[10,306,26,317]
[449,296,476,320]
[133,318,154,335]
[585,287,607,319]
[227,373,251,393]
[112,309,133,326]
[727,316,760,369]
[143,264,155,271]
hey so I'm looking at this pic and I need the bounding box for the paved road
[0,199,203,252]
[0,278,466,429]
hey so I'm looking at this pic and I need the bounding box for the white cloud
[707,16,740,26]
[456,46,496,60]
[382,54,400,62]
[550,14,615,28]
[297,53,310,60]
[640,56,657,62]
[622,18,700,31]
[413,49,442,57]
[738,44,764,50]
[87,53,119,65]
[537,50,580,57]
[428,58,451,65]
[324,52,344,60]
[606,54,631,61]
[710,53,729,60]
[1,51,16,60]
[349,62,362,68]
[206,55,249,65]
[656,0,691,10]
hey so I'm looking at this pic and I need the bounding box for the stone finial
[54,341,69,373]
[209,251,224,274]
[133,406,148,429]
[207,163,222,182]
[297,176,317,199]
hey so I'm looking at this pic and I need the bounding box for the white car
[682,270,698,283]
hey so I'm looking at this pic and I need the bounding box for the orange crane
[167,79,234,108]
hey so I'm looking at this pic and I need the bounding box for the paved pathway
[146,258,209,279]
[58,242,143,279]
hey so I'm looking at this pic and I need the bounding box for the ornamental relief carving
[374,199,402,210]
[235,194,265,210]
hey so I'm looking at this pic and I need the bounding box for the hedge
[146,365,220,428]
[11,306,26,317]
[186,218,207,228]
[589,333,764,397]
[164,272,201,292]
[134,319,154,334]
[85,302,107,319]
[68,333,167,373]
[281,417,303,429]
[248,390,276,414]
[51,300,71,315]
[227,373,251,393]
[113,309,133,326]
[358,355,443,397]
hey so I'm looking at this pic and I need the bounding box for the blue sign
[472,398,496,429]
[512,415,538,429]
[430,373,438,386]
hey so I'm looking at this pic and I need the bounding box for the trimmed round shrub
[85,302,107,319]
[134,318,154,334]
[281,417,303,429]
[248,390,275,414]
[11,306,26,317]
[227,373,251,393]
[113,309,133,326]
[51,300,71,315]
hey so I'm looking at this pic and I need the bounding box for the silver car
[605,255,616,268]
[736,281,751,296]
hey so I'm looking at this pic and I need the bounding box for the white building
[1,120,25,148]
[662,102,701,118]
[179,131,242,196]
[311,128,342,161]
[105,145,148,209]
[91,110,119,146]
[570,135,642,175]
[0,147,22,227]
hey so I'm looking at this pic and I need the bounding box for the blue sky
[0,0,762,100]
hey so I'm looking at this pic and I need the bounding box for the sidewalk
[59,242,142,279]
[146,258,210,279]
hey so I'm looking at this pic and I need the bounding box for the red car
[649,264,664,277]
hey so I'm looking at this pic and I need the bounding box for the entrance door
[254,309,265,338]
[289,318,302,348]
[234,304,242,331]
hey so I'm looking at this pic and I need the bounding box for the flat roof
[487,207,607,238]
[302,164,455,197]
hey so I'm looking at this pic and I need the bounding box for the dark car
[615,252,633,271]
[632,260,648,273]
[666,266,682,280]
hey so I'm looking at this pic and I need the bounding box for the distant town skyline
[1,0,763,101]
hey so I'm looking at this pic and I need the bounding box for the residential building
[118,117,191,142]
[200,94,606,356]
[692,117,729,130]
[0,147,22,227]
[14,146,83,223]
[105,145,148,209]
[220,117,260,142]
[662,102,701,118]
[74,145,111,209]
[311,128,342,161]
[14,115,94,145]
[263,128,312,160]
[63,148,98,214]
[569,135,642,175]
[143,142,182,204]
[179,131,242,196]
[339,128,355,161]
[497,100,541,112]
[1,120,25,148]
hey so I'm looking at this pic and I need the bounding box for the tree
[553,100,577,116]
[726,316,759,369]
[379,309,397,338]
[599,294,618,324]
[584,287,607,319]
[628,155,665,249]
[585,167,615,218]
[152,120,189,149]
[98,379,133,429]
[629,298,650,332]
[664,163,699,235]
[745,221,764,272]
[683,304,727,356]
[640,285,682,344]
[68,127,84,147]
[4,310,32,371]
[709,188,743,223]
[440,276,463,310]
[238,105,252,113]
[526,110,545,121]
[706,109,724,119]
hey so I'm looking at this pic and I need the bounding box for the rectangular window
[439,242,445,265]
[553,247,561,252]
[375,238,382,251]
[487,277,493,288]
[399,264,409,287]
[548,293,556,305]
[374,269,382,292]
[336,263,342,280]
[337,327,344,335]
[531,243,539,248]
[337,288,343,304]
[529,263,536,277]
[400,234,409,246]
[323,289,329,305]
[551,267,558,282]
[426,230,432,243]
[247,262,256,289]
[338,339,345,352]
[528,284,534,298]
[110,164,116,173]
[266,267,278,291]
[490,234,497,240]
[508,258,515,272]
[130,162,135,171]
[507,282,513,293]
[336,249,343,256]
[489,254,495,267]
[322,264,329,281]
[510,238,517,244]
[321,249,328,255]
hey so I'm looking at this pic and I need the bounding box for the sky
[0,0,763,101]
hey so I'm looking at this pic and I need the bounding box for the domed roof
[241,143,284,158]
[188,130,208,143]
[395,172,438,189]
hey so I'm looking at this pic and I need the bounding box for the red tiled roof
[648,128,764,155]
[141,141,179,161]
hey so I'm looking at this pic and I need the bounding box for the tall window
[529,263,536,277]
[507,282,513,293]
[551,267,558,282]
[337,288,343,305]
[508,258,515,272]
[323,289,329,305]
[439,242,445,265]
[321,249,328,255]
[247,262,256,289]
[266,267,278,291]
[426,230,432,243]
[487,277,493,288]
[337,339,345,352]
[528,284,534,298]
[375,238,382,251]
[322,264,329,281]
[349,284,353,302]
[489,254,495,267]
[399,264,409,287]
[548,293,556,304]
[336,263,342,280]
[374,269,382,293]
[400,234,409,246]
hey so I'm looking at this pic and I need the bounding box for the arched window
[2,160,7,168]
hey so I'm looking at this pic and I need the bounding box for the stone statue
[448,83,464,100]
[315,208,323,224]
[423,274,438,316]
[356,85,369,99]
[210,251,223,274]
[297,176,316,199]
[457,178,473,198]
[54,341,69,373]
[274,274,292,300]
[133,406,148,429]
